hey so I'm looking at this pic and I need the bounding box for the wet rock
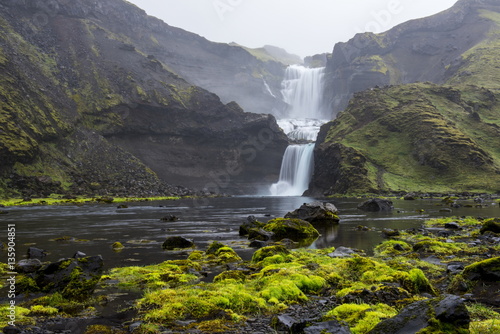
[162,236,194,250]
[328,246,358,258]
[15,259,42,274]
[284,202,340,224]
[463,257,500,281]
[341,285,411,306]
[304,320,352,334]
[240,216,266,236]
[403,193,418,200]
[248,228,274,241]
[249,240,268,249]
[480,219,500,234]
[369,295,470,334]
[447,263,465,275]
[382,229,400,238]
[27,247,47,260]
[73,251,87,259]
[21,256,104,300]
[161,214,179,222]
[445,222,460,229]
[357,198,394,212]
[2,326,21,334]
[262,218,320,242]
[271,314,306,333]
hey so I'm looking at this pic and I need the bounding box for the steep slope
[312,0,500,195]
[324,0,500,115]
[311,83,500,195]
[0,0,288,197]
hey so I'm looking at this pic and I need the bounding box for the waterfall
[270,65,327,196]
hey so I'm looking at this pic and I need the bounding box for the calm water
[1,196,498,269]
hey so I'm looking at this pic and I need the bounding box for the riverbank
[0,195,191,207]
[2,210,500,333]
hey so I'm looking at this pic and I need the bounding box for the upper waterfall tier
[281,65,327,119]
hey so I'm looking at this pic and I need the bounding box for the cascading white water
[270,65,327,196]
[281,65,326,119]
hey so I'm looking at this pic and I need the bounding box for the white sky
[126,0,458,58]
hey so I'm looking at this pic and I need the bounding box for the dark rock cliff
[324,0,500,116]
[0,0,288,197]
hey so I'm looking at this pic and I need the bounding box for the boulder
[357,199,394,212]
[15,259,42,274]
[239,216,266,236]
[480,219,500,234]
[463,257,500,281]
[328,246,359,258]
[27,247,47,260]
[19,256,104,300]
[252,245,290,263]
[248,228,274,241]
[263,218,320,242]
[284,202,340,224]
[368,295,469,334]
[304,320,352,334]
[162,236,194,250]
[403,193,418,200]
[272,314,306,333]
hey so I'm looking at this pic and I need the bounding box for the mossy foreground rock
[18,256,103,300]
[463,257,500,281]
[263,218,320,242]
[285,201,340,224]
[369,295,470,334]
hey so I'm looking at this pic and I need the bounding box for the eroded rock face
[324,0,500,115]
[0,0,288,196]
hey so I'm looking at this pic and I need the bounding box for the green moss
[463,257,500,281]
[374,240,412,256]
[324,303,398,334]
[29,305,59,316]
[252,245,290,263]
[263,218,320,242]
[111,241,124,250]
[0,305,33,328]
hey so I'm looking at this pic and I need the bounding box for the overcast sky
[126,0,458,58]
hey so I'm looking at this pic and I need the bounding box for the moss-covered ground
[2,216,500,333]
[0,195,185,207]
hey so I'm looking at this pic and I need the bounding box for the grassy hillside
[313,83,500,194]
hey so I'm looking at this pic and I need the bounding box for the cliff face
[324,0,500,115]
[0,0,288,197]
[312,0,500,195]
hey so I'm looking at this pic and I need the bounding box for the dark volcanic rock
[0,0,288,197]
[18,256,103,300]
[240,216,266,236]
[357,199,394,212]
[304,320,352,334]
[284,202,340,224]
[15,259,43,274]
[27,247,47,260]
[369,295,470,334]
[162,236,194,250]
[480,219,500,234]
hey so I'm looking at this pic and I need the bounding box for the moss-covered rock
[263,218,320,242]
[251,245,291,263]
[463,257,500,282]
[284,202,340,224]
[480,219,500,235]
[162,236,194,250]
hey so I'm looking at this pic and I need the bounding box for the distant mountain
[324,0,500,116]
[312,0,500,195]
[0,0,288,198]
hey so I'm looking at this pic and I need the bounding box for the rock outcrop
[324,0,500,115]
[0,0,289,197]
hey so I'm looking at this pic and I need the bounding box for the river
[1,196,498,270]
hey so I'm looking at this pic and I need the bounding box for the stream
[1,196,498,270]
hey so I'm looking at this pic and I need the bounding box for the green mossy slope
[312,83,500,195]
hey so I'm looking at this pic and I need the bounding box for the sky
[126,0,458,58]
